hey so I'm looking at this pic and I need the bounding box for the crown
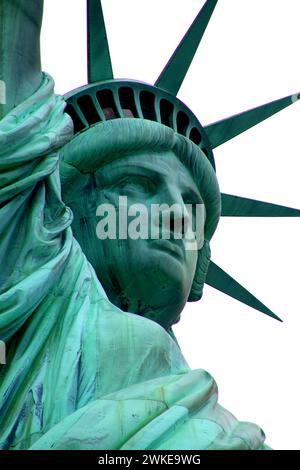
[63,0,300,321]
[65,79,216,169]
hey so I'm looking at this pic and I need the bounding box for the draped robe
[0,75,267,450]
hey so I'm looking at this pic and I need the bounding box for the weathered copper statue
[0,0,299,450]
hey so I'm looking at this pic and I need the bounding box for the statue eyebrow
[102,162,167,183]
[101,160,201,200]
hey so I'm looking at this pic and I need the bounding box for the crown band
[64,79,215,170]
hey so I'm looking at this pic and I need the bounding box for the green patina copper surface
[87,0,113,83]
[0,0,297,450]
[0,73,266,449]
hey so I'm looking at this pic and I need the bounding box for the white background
[41,0,300,450]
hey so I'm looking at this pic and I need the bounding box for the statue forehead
[98,149,199,190]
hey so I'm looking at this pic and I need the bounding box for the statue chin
[96,257,190,330]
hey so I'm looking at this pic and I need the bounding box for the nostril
[182,216,187,236]
[169,217,175,234]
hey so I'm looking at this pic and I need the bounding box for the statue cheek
[185,249,198,281]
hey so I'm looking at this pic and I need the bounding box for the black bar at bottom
[0,450,295,467]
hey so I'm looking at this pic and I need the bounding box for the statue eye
[183,198,198,213]
[182,196,203,233]
[117,176,155,194]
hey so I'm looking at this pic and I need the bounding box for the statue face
[86,150,203,329]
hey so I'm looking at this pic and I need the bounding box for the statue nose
[168,206,189,236]
[159,189,191,237]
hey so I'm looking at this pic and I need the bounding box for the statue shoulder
[95,301,190,386]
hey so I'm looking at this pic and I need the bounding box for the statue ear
[188,240,211,302]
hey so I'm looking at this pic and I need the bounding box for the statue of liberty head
[60,0,300,330]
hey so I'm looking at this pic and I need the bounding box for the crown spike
[206,261,282,321]
[155,0,218,95]
[205,93,300,149]
[221,194,300,217]
[87,0,113,84]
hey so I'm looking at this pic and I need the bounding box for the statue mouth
[150,238,185,262]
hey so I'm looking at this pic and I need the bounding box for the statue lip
[150,238,185,261]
